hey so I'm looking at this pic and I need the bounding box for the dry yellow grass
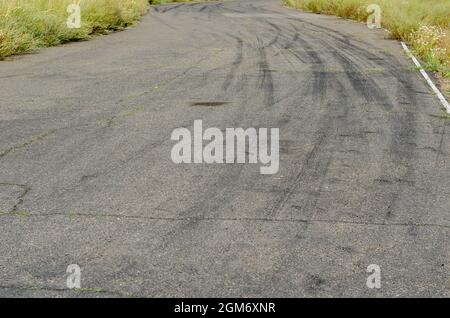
[0,0,150,58]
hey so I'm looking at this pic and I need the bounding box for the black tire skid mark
[261,77,357,296]
[256,37,275,108]
[147,2,434,278]
[267,31,337,218]
[222,34,244,92]
[298,25,420,224]
[308,30,422,223]
[154,3,186,13]
[278,6,449,276]
[286,3,449,284]
[146,5,317,253]
[261,17,416,226]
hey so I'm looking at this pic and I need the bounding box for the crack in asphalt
[0,182,31,214]
[0,211,448,229]
[0,129,57,159]
[0,284,134,297]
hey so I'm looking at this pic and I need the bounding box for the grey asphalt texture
[0,0,449,297]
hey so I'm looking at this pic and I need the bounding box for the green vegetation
[284,0,450,92]
[0,0,150,59]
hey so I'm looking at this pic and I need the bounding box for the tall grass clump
[284,0,450,91]
[0,0,149,59]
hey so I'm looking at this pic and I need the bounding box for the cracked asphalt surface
[0,0,449,297]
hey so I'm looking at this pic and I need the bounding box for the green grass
[0,0,150,59]
[284,0,450,93]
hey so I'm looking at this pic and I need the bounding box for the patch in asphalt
[190,101,230,107]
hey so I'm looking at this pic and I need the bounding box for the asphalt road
[0,0,449,297]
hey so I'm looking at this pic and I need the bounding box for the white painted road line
[401,42,450,114]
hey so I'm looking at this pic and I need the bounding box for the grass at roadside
[0,0,150,59]
[283,0,450,94]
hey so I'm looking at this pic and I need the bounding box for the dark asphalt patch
[190,101,230,107]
